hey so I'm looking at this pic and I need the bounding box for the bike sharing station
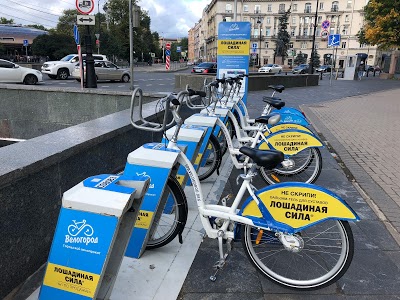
[31,19,364,300]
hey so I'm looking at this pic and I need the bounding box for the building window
[347,0,352,8]
[305,3,312,13]
[319,2,324,10]
[332,1,339,11]
[331,15,337,23]
[341,41,346,48]
[301,42,307,49]
[318,16,322,23]
[345,14,350,22]
[343,26,349,35]
[254,28,260,37]
[265,42,269,48]
[329,28,335,35]
[291,28,296,36]
[279,3,285,13]
[226,4,232,13]
[267,4,272,12]
[316,28,321,36]
[255,5,261,13]
[243,17,248,21]
[303,28,309,36]
[292,4,297,11]
[265,28,271,36]
[225,16,232,22]
[266,17,271,24]
[305,16,310,24]
[243,4,248,12]
[289,42,294,48]
[292,16,296,25]
[315,42,319,49]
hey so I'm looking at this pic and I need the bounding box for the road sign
[328,34,341,47]
[251,48,257,54]
[95,33,100,40]
[76,0,94,15]
[321,20,330,29]
[176,46,181,52]
[251,53,257,58]
[165,43,171,50]
[321,29,329,40]
[77,15,96,25]
[165,49,171,56]
[252,42,258,49]
[23,39,29,46]
[73,25,80,45]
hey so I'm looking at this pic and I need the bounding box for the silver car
[72,61,130,82]
[258,64,283,74]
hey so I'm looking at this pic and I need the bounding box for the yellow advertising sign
[268,124,312,134]
[218,40,250,55]
[134,210,154,229]
[259,131,322,155]
[43,262,100,298]
[242,186,356,229]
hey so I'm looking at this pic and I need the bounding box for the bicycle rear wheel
[198,134,222,181]
[241,220,354,290]
[259,147,322,184]
[146,176,188,249]
[216,117,235,156]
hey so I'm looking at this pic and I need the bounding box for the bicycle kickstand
[209,230,233,282]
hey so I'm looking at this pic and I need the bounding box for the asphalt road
[39,68,192,93]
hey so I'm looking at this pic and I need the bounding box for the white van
[41,54,108,80]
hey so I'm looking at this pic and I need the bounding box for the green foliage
[274,7,291,61]
[363,0,400,48]
[0,43,6,57]
[0,17,14,24]
[32,33,76,60]
[56,9,78,36]
[294,51,307,65]
[309,50,321,68]
[27,25,48,31]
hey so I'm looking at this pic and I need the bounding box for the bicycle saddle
[239,146,284,169]
[254,114,277,124]
[268,85,285,93]
[262,96,285,109]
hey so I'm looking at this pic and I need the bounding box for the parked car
[41,53,108,80]
[72,60,130,82]
[292,64,310,74]
[0,59,43,85]
[191,62,217,74]
[316,65,332,73]
[258,64,283,74]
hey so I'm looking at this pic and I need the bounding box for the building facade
[189,0,384,68]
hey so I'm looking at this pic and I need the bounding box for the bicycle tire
[146,175,188,249]
[259,147,322,184]
[241,220,354,290]
[198,134,222,181]
[217,117,235,156]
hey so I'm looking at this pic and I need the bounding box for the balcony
[296,35,314,41]
[278,9,286,14]
[304,8,312,13]
[331,6,339,12]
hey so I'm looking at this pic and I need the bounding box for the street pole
[234,0,237,21]
[97,0,100,54]
[309,0,319,74]
[85,25,97,88]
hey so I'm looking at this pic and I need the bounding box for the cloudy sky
[0,0,210,38]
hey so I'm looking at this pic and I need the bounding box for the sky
[0,0,210,38]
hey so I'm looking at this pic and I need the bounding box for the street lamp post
[257,17,263,67]
[309,0,319,74]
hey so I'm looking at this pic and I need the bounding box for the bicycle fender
[258,129,324,155]
[271,112,310,126]
[279,107,306,118]
[239,182,360,234]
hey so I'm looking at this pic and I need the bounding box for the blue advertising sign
[217,22,251,104]
[73,24,80,45]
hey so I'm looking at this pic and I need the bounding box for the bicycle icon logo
[67,219,94,237]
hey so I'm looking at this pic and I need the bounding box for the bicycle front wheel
[198,134,222,181]
[241,220,354,290]
[259,147,322,184]
[146,176,188,249]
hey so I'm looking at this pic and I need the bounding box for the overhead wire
[1,4,59,24]
[5,0,63,17]
[0,11,54,28]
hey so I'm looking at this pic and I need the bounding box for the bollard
[320,71,323,80]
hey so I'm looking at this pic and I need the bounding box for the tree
[32,33,76,60]
[363,0,400,48]
[274,7,291,63]
[309,50,321,68]
[0,17,14,24]
[27,25,48,31]
[56,9,78,36]
[294,51,307,65]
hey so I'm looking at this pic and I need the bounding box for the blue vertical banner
[217,22,251,104]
